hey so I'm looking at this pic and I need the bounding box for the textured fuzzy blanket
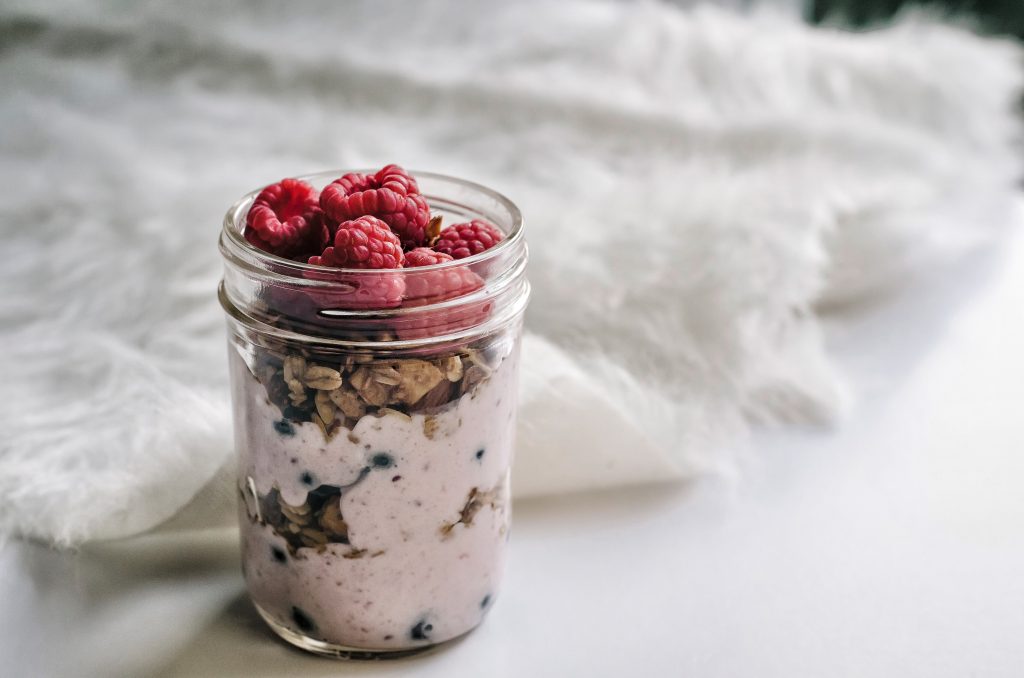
[1,1,1020,545]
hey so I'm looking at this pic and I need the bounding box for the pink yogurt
[231,345,519,651]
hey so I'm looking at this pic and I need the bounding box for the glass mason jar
[218,170,529,658]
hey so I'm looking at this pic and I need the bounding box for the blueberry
[475,448,485,461]
[306,484,341,511]
[480,594,491,609]
[371,453,394,469]
[271,546,287,563]
[410,619,433,641]
[291,606,315,633]
[299,471,315,486]
[273,419,295,436]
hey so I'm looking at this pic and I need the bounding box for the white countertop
[4,227,1023,678]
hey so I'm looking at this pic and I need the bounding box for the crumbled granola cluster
[256,485,352,555]
[243,467,507,556]
[249,482,392,558]
[255,345,496,441]
[440,482,506,540]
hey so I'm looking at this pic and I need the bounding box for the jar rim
[221,168,524,275]
[218,277,530,351]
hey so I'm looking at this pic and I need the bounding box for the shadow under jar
[218,171,529,659]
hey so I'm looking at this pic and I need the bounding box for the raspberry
[375,163,420,195]
[432,220,504,259]
[309,216,404,269]
[323,172,376,197]
[303,215,404,310]
[398,248,488,339]
[300,267,406,311]
[255,178,319,221]
[403,247,483,305]
[403,247,452,268]
[319,165,430,248]
[244,178,327,260]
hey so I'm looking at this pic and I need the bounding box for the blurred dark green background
[811,0,1024,38]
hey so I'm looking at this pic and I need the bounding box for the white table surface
[3,224,1023,678]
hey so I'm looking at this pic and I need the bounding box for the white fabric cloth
[0,0,1020,545]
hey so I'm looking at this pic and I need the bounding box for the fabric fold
[0,1,1020,544]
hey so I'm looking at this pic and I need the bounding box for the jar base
[254,603,467,660]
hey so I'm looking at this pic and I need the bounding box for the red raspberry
[244,178,327,260]
[309,216,403,269]
[375,163,420,195]
[403,247,483,304]
[302,217,405,310]
[324,172,376,197]
[319,165,430,249]
[255,177,319,220]
[398,248,488,339]
[299,267,406,311]
[403,247,451,268]
[432,220,504,259]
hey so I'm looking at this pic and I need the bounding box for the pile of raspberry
[244,165,504,313]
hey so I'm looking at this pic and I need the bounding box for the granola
[251,342,500,440]
[439,480,506,539]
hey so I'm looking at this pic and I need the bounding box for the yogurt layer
[230,343,519,650]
